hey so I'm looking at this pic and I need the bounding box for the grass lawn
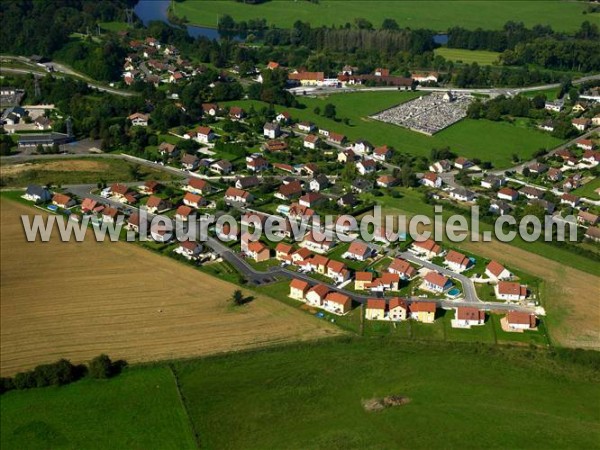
[98,21,129,32]
[0,366,197,450]
[173,338,600,450]
[224,92,562,168]
[173,0,594,32]
[434,47,500,65]
[572,177,600,200]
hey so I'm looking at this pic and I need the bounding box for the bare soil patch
[362,395,411,412]
[0,199,342,375]
[0,160,111,176]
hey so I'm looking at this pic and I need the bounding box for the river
[134,0,222,39]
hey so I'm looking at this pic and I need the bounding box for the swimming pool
[448,288,461,296]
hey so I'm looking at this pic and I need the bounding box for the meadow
[172,0,595,32]
[224,91,562,168]
[434,47,500,65]
[2,339,599,450]
[0,199,340,375]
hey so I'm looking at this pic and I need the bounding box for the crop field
[225,92,561,168]
[2,339,598,450]
[0,157,180,187]
[434,47,500,65]
[173,0,595,32]
[0,199,341,375]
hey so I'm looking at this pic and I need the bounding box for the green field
[573,177,600,200]
[434,47,500,65]
[3,339,598,450]
[225,91,562,168]
[0,366,197,450]
[172,0,596,32]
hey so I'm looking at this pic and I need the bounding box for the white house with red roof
[485,261,511,281]
[289,278,310,301]
[421,172,441,188]
[495,281,527,301]
[423,272,451,293]
[174,240,203,260]
[387,258,417,280]
[506,311,537,330]
[342,241,373,261]
[305,284,330,307]
[410,239,443,259]
[365,298,387,320]
[452,307,485,328]
[323,292,351,315]
[444,250,472,272]
[372,145,392,161]
[224,187,253,204]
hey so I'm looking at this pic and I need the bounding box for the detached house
[202,103,219,116]
[411,239,443,259]
[235,176,260,190]
[303,134,320,149]
[145,195,171,213]
[52,193,75,209]
[276,243,295,263]
[326,260,350,284]
[263,122,281,139]
[128,112,149,127]
[356,159,377,175]
[571,118,590,131]
[309,174,330,192]
[276,111,291,123]
[388,298,408,321]
[224,187,253,204]
[328,132,346,146]
[175,240,203,260]
[210,159,233,175]
[354,272,374,290]
[306,284,330,307]
[485,261,511,281]
[388,258,417,280]
[175,205,193,222]
[373,145,392,161]
[276,180,303,201]
[409,302,436,323]
[184,126,214,144]
[429,159,452,173]
[323,292,351,315]
[444,250,471,272]
[454,157,473,170]
[246,241,270,262]
[289,278,310,301]
[229,106,245,120]
[342,241,373,261]
[497,187,519,202]
[300,230,335,253]
[506,311,537,330]
[454,307,485,328]
[181,154,200,171]
[185,178,211,195]
[421,172,441,188]
[495,281,527,301]
[365,299,387,320]
[561,193,580,208]
[299,192,325,208]
[519,186,544,200]
[297,121,316,133]
[423,272,451,293]
[246,155,269,172]
[158,142,178,157]
[183,192,206,209]
[24,185,51,203]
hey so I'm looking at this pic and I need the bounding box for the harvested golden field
[460,239,600,350]
[0,199,341,376]
[0,159,110,176]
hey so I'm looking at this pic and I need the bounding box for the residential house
[276,111,291,123]
[354,272,374,290]
[409,302,436,323]
[140,180,161,195]
[411,239,443,259]
[323,292,351,315]
[561,193,580,208]
[289,278,310,301]
[326,260,350,284]
[150,224,172,243]
[303,163,320,176]
[52,193,75,209]
[305,284,329,307]
[352,178,373,193]
[297,121,316,133]
[485,260,511,281]
[309,174,330,192]
[185,178,211,195]
[210,159,233,175]
[338,193,358,207]
[576,139,594,151]
[449,187,475,202]
[224,187,253,204]
[299,192,325,208]
[423,272,451,293]
[490,199,513,215]
[202,103,219,116]
[24,185,51,203]
[216,223,238,242]
[183,192,206,209]
[519,186,544,200]
[175,205,193,222]
[352,140,373,154]
[276,180,303,201]
[338,149,357,164]
[246,241,270,262]
[454,307,485,328]
[175,240,203,260]
[288,71,325,86]
[102,207,120,224]
[388,258,417,280]
[388,298,408,321]
[528,162,548,174]
[235,176,260,190]
[367,273,400,292]
[544,99,564,112]
[328,132,346,146]
[495,281,527,301]
[342,241,373,261]
[421,172,442,188]
[356,159,377,176]
[578,210,599,225]
[584,226,600,242]
[582,150,600,165]
[145,195,171,213]
[303,134,320,149]
[365,299,387,320]
[276,243,295,263]
[373,227,399,244]
[263,122,281,139]
[571,118,590,131]
[429,159,452,173]
[184,126,214,143]
[546,168,563,182]
[454,157,474,170]
[246,155,269,172]
[481,175,504,189]
[445,250,471,272]
[229,106,245,120]
[264,140,288,152]
[300,230,335,253]
[181,153,200,171]
[80,197,99,213]
[128,112,149,127]
[538,120,555,132]
[497,187,519,202]
[376,175,398,188]
[506,311,537,330]
[126,213,146,234]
